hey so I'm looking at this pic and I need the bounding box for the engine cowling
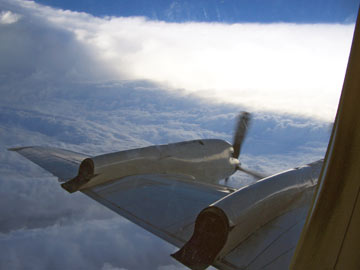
[172,161,322,270]
[61,139,238,193]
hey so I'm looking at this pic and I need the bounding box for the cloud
[101,263,128,270]
[1,0,355,120]
[0,10,21,24]
[0,218,185,270]
[0,1,338,269]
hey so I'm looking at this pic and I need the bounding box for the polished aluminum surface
[84,173,233,248]
[82,139,238,189]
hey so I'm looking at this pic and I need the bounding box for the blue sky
[34,0,359,23]
[0,0,358,269]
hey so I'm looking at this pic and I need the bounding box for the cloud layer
[1,0,355,120]
[0,1,345,269]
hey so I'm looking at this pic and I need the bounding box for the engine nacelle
[172,160,322,270]
[61,139,238,193]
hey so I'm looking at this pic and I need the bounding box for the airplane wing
[214,204,310,270]
[10,146,322,270]
[83,174,234,248]
[81,170,318,270]
[171,160,322,270]
[9,146,234,248]
[9,146,88,181]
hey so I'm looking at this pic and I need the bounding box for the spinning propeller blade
[231,112,266,181]
[237,165,265,180]
[232,111,251,159]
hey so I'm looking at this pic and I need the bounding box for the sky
[0,0,358,269]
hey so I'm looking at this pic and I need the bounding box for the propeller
[232,111,251,159]
[227,112,265,182]
[237,165,265,180]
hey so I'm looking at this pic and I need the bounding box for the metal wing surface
[9,145,318,270]
[215,204,311,270]
[9,146,234,249]
[83,174,234,248]
[216,168,318,270]
[171,161,321,270]
[9,146,88,181]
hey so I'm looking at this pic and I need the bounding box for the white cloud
[1,0,354,121]
[0,218,182,270]
[101,262,128,270]
[0,10,21,24]
[80,21,353,121]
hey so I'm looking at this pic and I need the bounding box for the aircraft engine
[61,139,238,193]
[172,161,322,270]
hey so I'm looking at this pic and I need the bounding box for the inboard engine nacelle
[172,161,322,270]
